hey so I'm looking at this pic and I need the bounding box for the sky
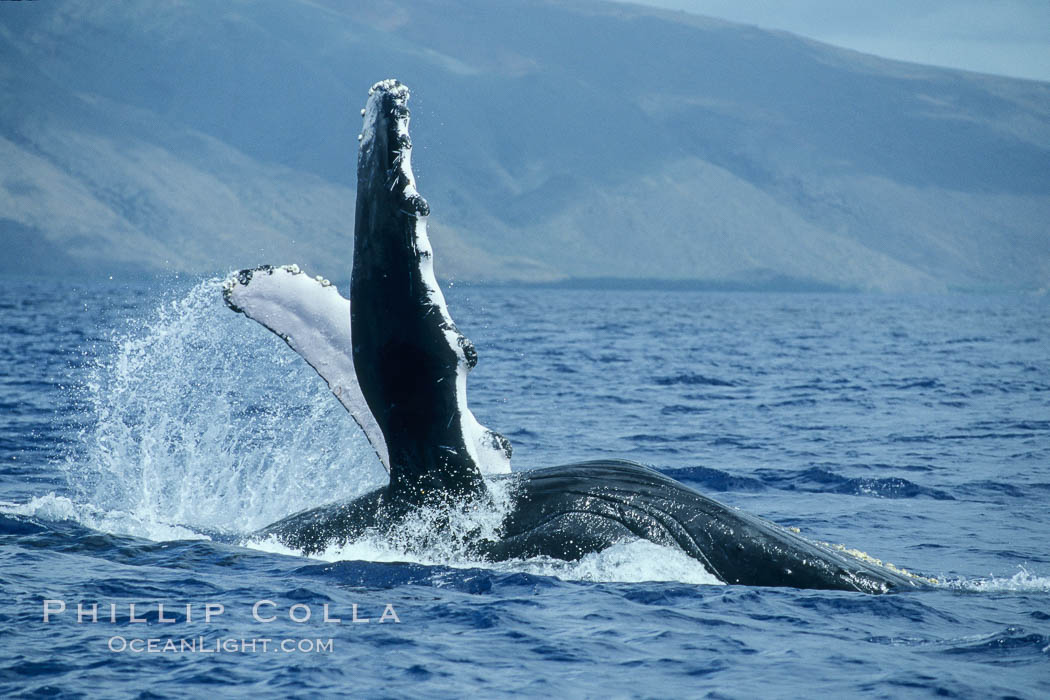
[632,0,1050,82]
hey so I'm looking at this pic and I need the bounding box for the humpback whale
[223,79,928,593]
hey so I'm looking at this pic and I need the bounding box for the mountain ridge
[1,0,1048,291]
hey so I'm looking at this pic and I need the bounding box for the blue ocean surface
[2,275,1048,698]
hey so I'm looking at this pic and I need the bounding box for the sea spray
[60,278,386,537]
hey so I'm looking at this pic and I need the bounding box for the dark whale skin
[259,459,923,593]
[351,80,490,505]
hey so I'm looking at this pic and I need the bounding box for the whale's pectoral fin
[222,79,512,494]
[222,264,512,477]
[351,79,511,504]
[222,264,392,471]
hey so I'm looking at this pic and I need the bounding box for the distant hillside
[2,0,1048,291]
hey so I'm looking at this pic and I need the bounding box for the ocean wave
[664,465,953,499]
[653,372,738,387]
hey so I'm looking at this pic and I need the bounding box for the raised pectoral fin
[352,79,513,488]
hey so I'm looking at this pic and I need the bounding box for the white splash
[59,278,387,538]
[498,540,725,585]
[940,565,1050,593]
[0,493,208,542]
[246,475,517,565]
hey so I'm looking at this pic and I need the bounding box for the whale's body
[259,460,922,593]
[224,80,928,593]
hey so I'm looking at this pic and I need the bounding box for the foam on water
[0,492,208,541]
[498,540,724,585]
[58,278,386,538]
[941,566,1050,593]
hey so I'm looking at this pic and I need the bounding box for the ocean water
[2,275,1048,698]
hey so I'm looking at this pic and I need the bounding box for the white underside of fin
[224,265,390,472]
[223,263,511,475]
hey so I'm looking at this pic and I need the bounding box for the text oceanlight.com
[107,636,335,654]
